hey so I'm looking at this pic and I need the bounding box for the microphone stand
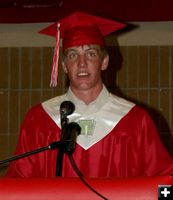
[56,114,68,177]
[56,100,77,177]
[0,123,108,200]
[56,112,73,177]
[0,141,61,165]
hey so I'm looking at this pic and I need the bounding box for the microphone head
[60,101,75,116]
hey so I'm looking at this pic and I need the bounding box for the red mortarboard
[39,12,126,87]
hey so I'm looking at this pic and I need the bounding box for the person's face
[62,45,109,92]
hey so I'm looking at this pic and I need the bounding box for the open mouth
[77,72,89,77]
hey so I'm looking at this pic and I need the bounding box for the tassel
[50,22,60,87]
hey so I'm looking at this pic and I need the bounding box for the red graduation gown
[6,104,173,177]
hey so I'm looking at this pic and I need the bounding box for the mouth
[77,72,90,77]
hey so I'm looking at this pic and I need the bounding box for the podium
[0,175,172,200]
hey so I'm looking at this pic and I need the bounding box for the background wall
[0,22,173,175]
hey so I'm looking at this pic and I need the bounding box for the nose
[78,54,87,68]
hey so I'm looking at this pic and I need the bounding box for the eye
[86,50,98,58]
[66,51,78,61]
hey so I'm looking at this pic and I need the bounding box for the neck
[70,85,103,105]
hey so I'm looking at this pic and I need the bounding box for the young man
[6,12,173,177]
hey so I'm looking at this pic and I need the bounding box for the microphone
[60,101,75,116]
[60,101,75,128]
[56,100,76,176]
[64,122,81,154]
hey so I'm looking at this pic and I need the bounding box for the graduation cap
[39,12,126,87]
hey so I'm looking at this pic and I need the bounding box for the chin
[74,83,93,91]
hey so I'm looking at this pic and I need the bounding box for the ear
[62,61,68,74]
[101,54,109,71]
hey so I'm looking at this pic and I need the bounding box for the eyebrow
[64,48,76,53]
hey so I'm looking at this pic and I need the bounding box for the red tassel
[50,22,60,87]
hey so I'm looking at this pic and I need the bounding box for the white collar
[66,85,109,115]
[42,86,135,149]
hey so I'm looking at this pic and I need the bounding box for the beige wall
[0,22,173,47]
